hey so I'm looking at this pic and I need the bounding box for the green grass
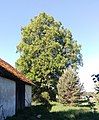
[6,102,99,120]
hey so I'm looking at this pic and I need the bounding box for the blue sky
[0,0,99,91]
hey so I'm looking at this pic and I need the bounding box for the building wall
[0,76,16,119]
[25,85,32,107]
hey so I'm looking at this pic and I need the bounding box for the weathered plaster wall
[0,76,16,119]
[25,85,32,107]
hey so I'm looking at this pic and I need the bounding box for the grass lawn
[6,102,99,120]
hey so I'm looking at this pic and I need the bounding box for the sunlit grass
[6,102,99,120]
[50,101,90,112]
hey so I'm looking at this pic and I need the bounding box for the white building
[0,58,33,119]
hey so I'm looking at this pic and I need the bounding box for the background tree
[91,74,99,93]
[57,67,84,105]
[91,74,99,103]
[16,12,83,101]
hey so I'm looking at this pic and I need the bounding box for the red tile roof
[0,58,33,85]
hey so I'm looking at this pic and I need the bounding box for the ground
[6,102,99,120]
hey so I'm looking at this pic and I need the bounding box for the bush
[41,92,50,101]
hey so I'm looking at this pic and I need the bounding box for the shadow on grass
[6,104,99,120]
[51,110,99,120]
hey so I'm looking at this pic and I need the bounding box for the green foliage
[57,67,84,105]
[86,95,96,112]
[91,74,99,94]
[94,83,99,99]
[39,92,51,105]
[95,93,99,103]
[41,92,50,101]
[91,74,99,103]
[16,12,83,101]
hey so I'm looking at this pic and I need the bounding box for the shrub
[41,92,50,101]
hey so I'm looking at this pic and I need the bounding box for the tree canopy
[16,12,83,100]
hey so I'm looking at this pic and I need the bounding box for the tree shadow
[6,104,99,120]
[51,110,99,120]
[6,104,52,120]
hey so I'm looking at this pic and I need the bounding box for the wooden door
[16,81,25,112]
